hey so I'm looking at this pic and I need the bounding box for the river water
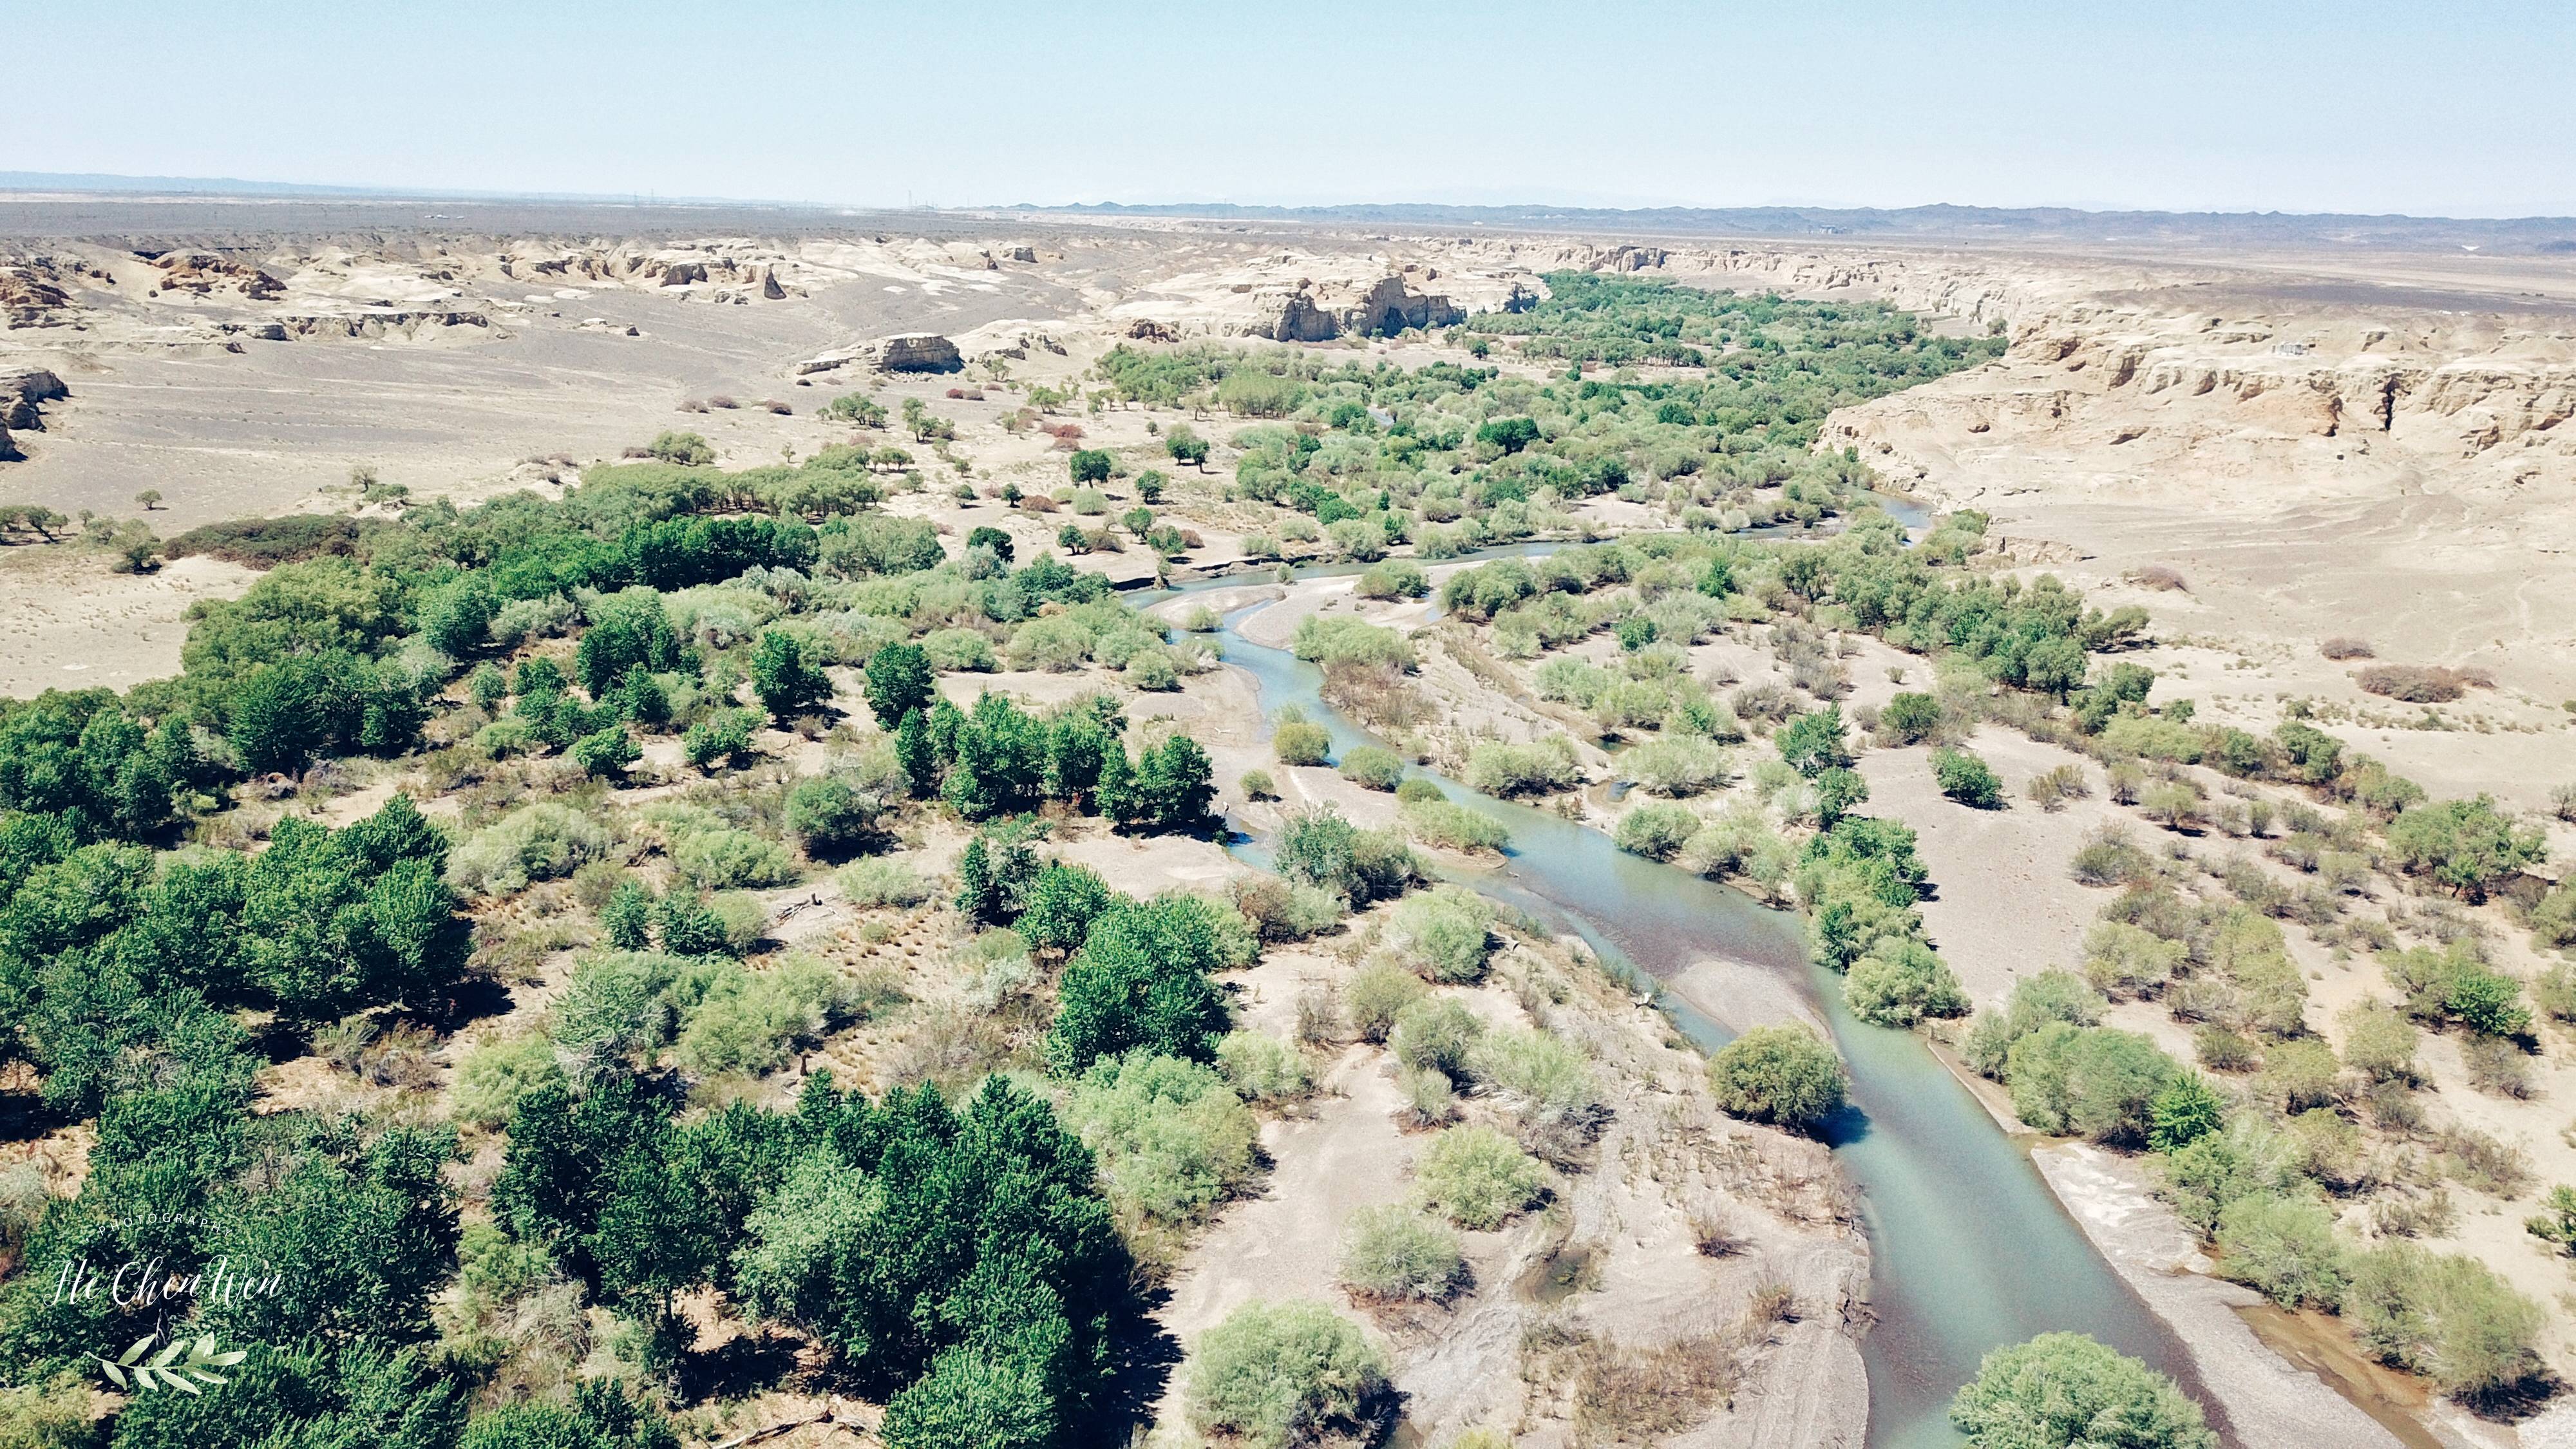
[1155,524,2219,1447]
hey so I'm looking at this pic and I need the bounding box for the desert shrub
[1346,962,1426,1043]
[1708,1025,1847,1132]
[1468,1024,1600,1115]
[1229,875,1345,943]
[1390,997,1485,1078]
[1292,616,1413,671]
[1614,801,1699,861]
[2081,921,2184,998]
[1932,746,2003,808]
[1063,1050,1260,1225]
[1622,735,1728,797]
[1337,745,1406,791]
[2252,1038,2338,1113]
[452,1032,566,1130]
[1415,1125,1547,1229]
[2193,1025,2258,1073]
[1272,719,1332,767]
[836,856,933,908]
[2531,887,2576,952]
[1338,1204,1467,1303]
[1844,937,1969,1027]
[2338,1000,2418,1083]
[1396,1065,1457,1128]
[2320,636,2374,660]
[2358,664,2487,704]
[2344,1243,2546,1401]
[1879,691,1944,745]
[1239,768,1278,801]
[2438,1127,2532,1197]
[2006,1024,2178,1144]
[1383,886,1497,983]
[1948,1332,2215,1449]
[2025,763,2091,811]
[1461,735,1580,797]
[446,804,610,897]
[2217,1193,2348,1309]
[670,825,799,892]
[1962,970,2106,1079]
[1401,798,1511,854]
[2159,1117,2299,1237]
[1355,558,1429,600]
[1275,807,1421,905]
[1184,1300,1388,1449]
[1217,1030,1314,1104]
[2463,1036,2534,1098]
[2385,795,2545,901]
[2382,940,2530,1037]
[785,765,900,853]
[2069,825,2150,887]
[672,954,851,1074]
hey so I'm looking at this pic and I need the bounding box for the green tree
[421,574,498,657]
[682,709,758,771]
[1046,897,1238,1072]
[1949,1332,2215,1449]
[576,591,679,697]
[1813,766,1869,828]
[1018,862,1117,960]
[602,878,656,951]
[896,707,940,797]
[1164,424,1210,469]
[1933,746,2004,808]
[751,630,831,723]
[1132,734,1217,833]
[864,642,937,728]
[571,724,640,779]
[1777,706,1852,777]
[964,525,1016,564]
[2149,1073,2226,1152]
[1068,449,1113,485]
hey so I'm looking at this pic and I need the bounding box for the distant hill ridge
[4,173,2571,250]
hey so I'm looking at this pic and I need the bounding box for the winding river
[1151,527,2221,1448]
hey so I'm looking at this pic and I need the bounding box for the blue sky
[6,0,2569,216]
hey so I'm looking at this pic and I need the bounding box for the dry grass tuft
[2130,564,2190,591]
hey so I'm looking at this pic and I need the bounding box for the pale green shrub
[1415,1125,1546,1229]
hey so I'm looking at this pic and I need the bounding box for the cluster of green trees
[0,796,462,1112]
[0,445,1153,844]
[865,654,1214,835]
[1086,281,1997,564]
[496,1069,1135,1444]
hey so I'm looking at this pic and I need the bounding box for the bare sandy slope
[0,549,252,696]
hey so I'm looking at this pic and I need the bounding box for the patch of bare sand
[1855,726,2120,1007]
[0,549,253,696]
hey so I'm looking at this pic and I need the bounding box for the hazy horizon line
[6,171,2576,229]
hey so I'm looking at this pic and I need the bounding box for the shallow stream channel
[1144,533,2222,1448]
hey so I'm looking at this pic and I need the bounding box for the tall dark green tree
[864,643,936,728]
[752,629,832,723]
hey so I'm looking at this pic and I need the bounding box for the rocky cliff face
[0,369,68,462]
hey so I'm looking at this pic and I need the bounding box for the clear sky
[8,0,2570,217]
